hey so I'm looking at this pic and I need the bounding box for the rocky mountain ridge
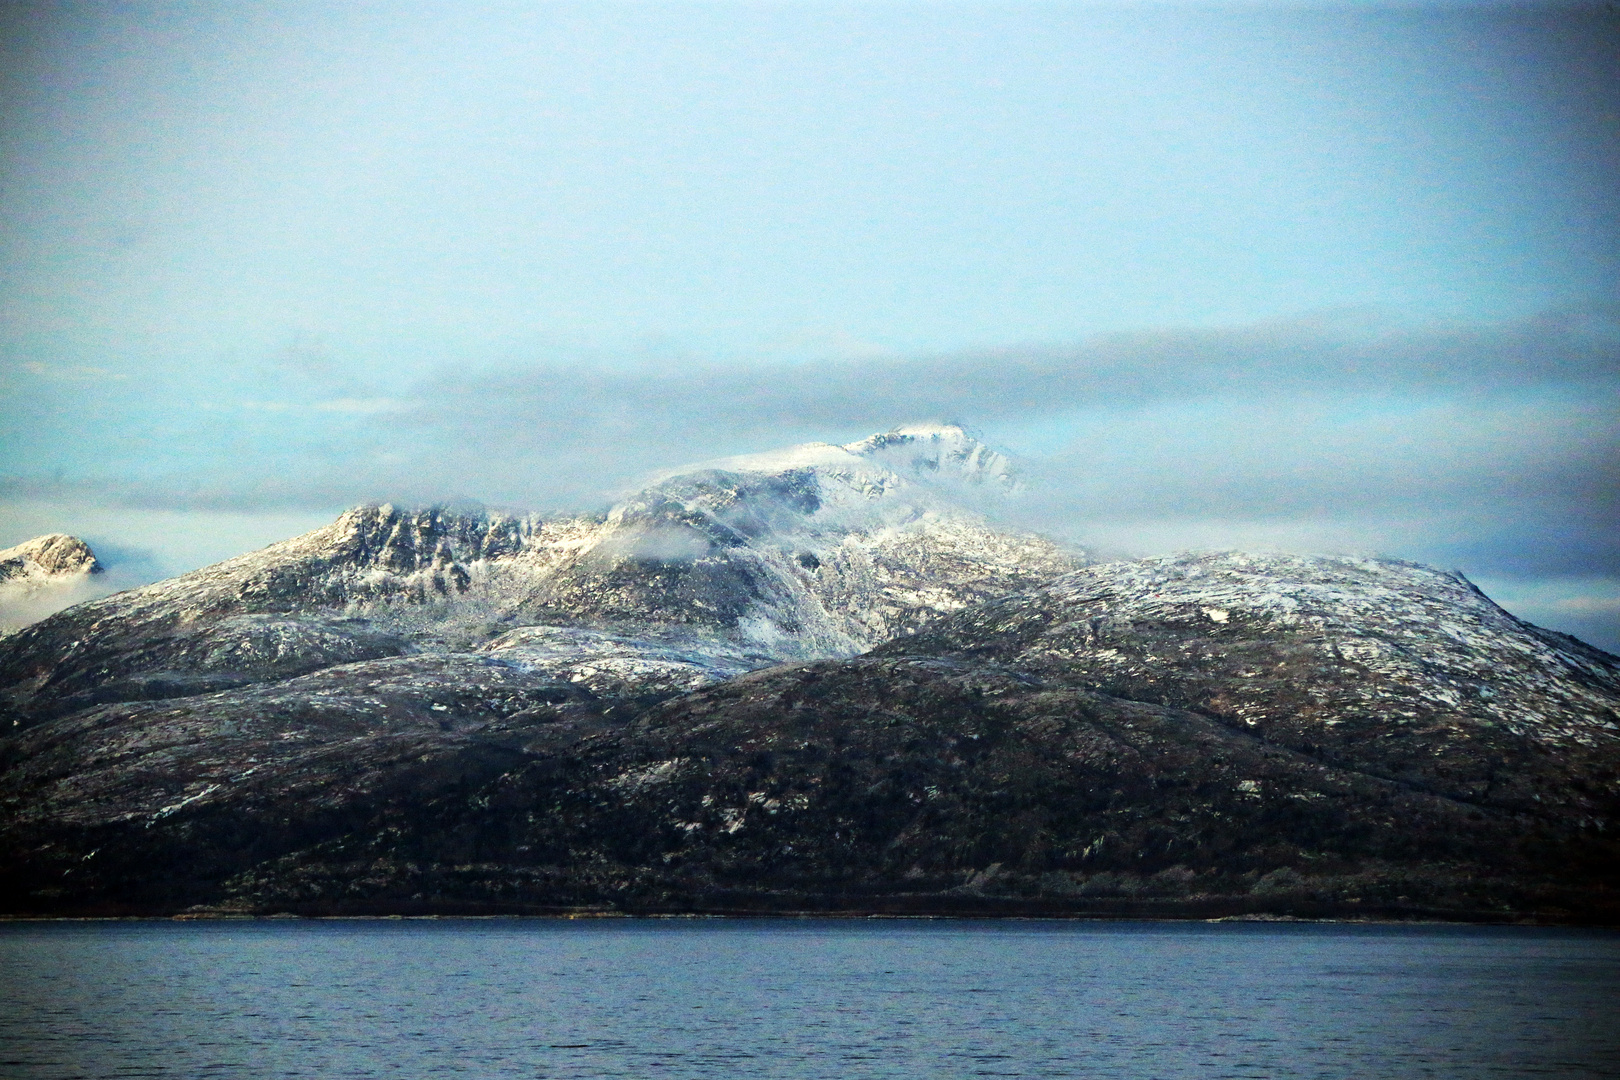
[1,427,1616,921]
[0,425,1080,728]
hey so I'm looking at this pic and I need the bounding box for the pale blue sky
[1,1,1616,647]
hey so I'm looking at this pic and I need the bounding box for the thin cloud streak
[413,306,1620,453]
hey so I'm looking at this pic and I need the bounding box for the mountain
[0,534,100,583]
[0,425,1080,728]
[1,430,1616,922]
[0,534,103,636]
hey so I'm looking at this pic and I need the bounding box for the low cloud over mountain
[7,308,1613,647]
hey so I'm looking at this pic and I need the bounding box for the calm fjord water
[1,920,1615,1079]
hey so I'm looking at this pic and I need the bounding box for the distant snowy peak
[0,535,102,586]
[670,420,1010,488]
[0,534,105,635]
[841,423,1018,490]
[654,423,1018,513]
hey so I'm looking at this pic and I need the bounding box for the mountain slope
[874,552,1620,816]
[2,540,1615,920]
[0,425,1082,728]
[2,430,1616,920]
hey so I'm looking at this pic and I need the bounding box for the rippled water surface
[1,919,1616,1079]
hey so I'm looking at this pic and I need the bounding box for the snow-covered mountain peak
[688,440,861,477]
[841,421,967,455]
[842,423,1017,490]
[560,426,1066,654]
[0,426,1080,707]
[648,424,1017,517]
[0,534,105,635]
[0,535,102,581]
[604,426,1028,576]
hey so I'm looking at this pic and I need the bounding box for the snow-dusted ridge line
[0,426,1086,727]
[904,549,1620,751]
[648,422,1019,493]
[7,426,1616,765]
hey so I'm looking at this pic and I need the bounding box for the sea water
[1,919,1615,1079]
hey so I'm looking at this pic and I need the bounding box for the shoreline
[4,908,1614,929]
